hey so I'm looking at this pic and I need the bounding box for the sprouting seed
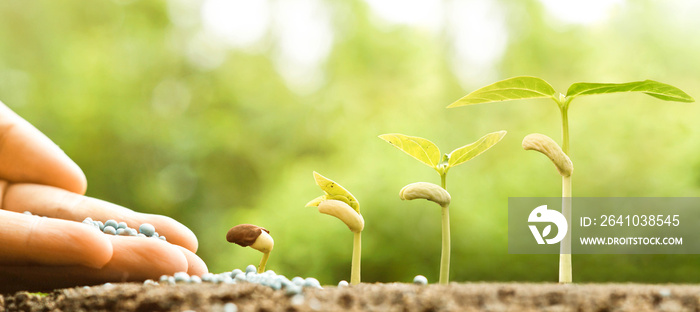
[306,172,363,285]
[227,225,274,274]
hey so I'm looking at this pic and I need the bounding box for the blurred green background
[1,0,699,284]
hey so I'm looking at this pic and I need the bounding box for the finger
[0,265,121,293]
[3,183,199,252]
[0,237,195,293]
[99,235,189,281]
[0,209,112,268]
[0,101,86,194]
[174,245,208,276]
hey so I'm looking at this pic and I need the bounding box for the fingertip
[105,236,188,281]
[175,245,208,276]
[145,214,199,253]
[65,167,88,195]
[71,222,113,268]
[0,103,88,194]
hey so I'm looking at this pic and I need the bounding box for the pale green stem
[258,252,270,274]
[439,173,450,285]
[351,231,361,285]
[559,101,573,283]
[439,205,451,284]
[559,175,572,283]
[560,105,570,155]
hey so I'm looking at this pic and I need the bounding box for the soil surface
[1,282,699,312]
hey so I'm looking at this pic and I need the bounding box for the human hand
[0,102,207,292]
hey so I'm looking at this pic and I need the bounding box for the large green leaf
[447,76,557,108]
[566,80,694,102]
[378,133,441,169]
[447,130,506,168]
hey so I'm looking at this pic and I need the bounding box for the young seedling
[379,131,506,284]
[522,133,573,280]
[226,224,274,273]
[448,76,694,283]
[306,172,364,285]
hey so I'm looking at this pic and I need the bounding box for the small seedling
[379,131,506,284]
[448,76,694,283]
[306,171,364,285]
[522,133,573,279]
[226,224,274,273]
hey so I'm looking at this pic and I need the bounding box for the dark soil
[2,282,699,312]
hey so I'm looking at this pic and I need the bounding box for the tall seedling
[448,76,694,283]
[380,131,506,284]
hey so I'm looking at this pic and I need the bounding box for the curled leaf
[305,195,327,207]
[311,172,360,212]
[522,133,573,177]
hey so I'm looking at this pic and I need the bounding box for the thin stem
[439,172,450,284]
[258,252,270,274]
[559,99,573,283]
[560,105,570,155]
[439,205,451,284]
[560,175,572,283]
[351,231,361,285]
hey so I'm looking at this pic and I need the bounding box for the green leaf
[447,76,557,108]
[378,133,441,169]
[311,172,360,212]
[447,130,507,168]
[566,80,694,103]
[305,195,327,207]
